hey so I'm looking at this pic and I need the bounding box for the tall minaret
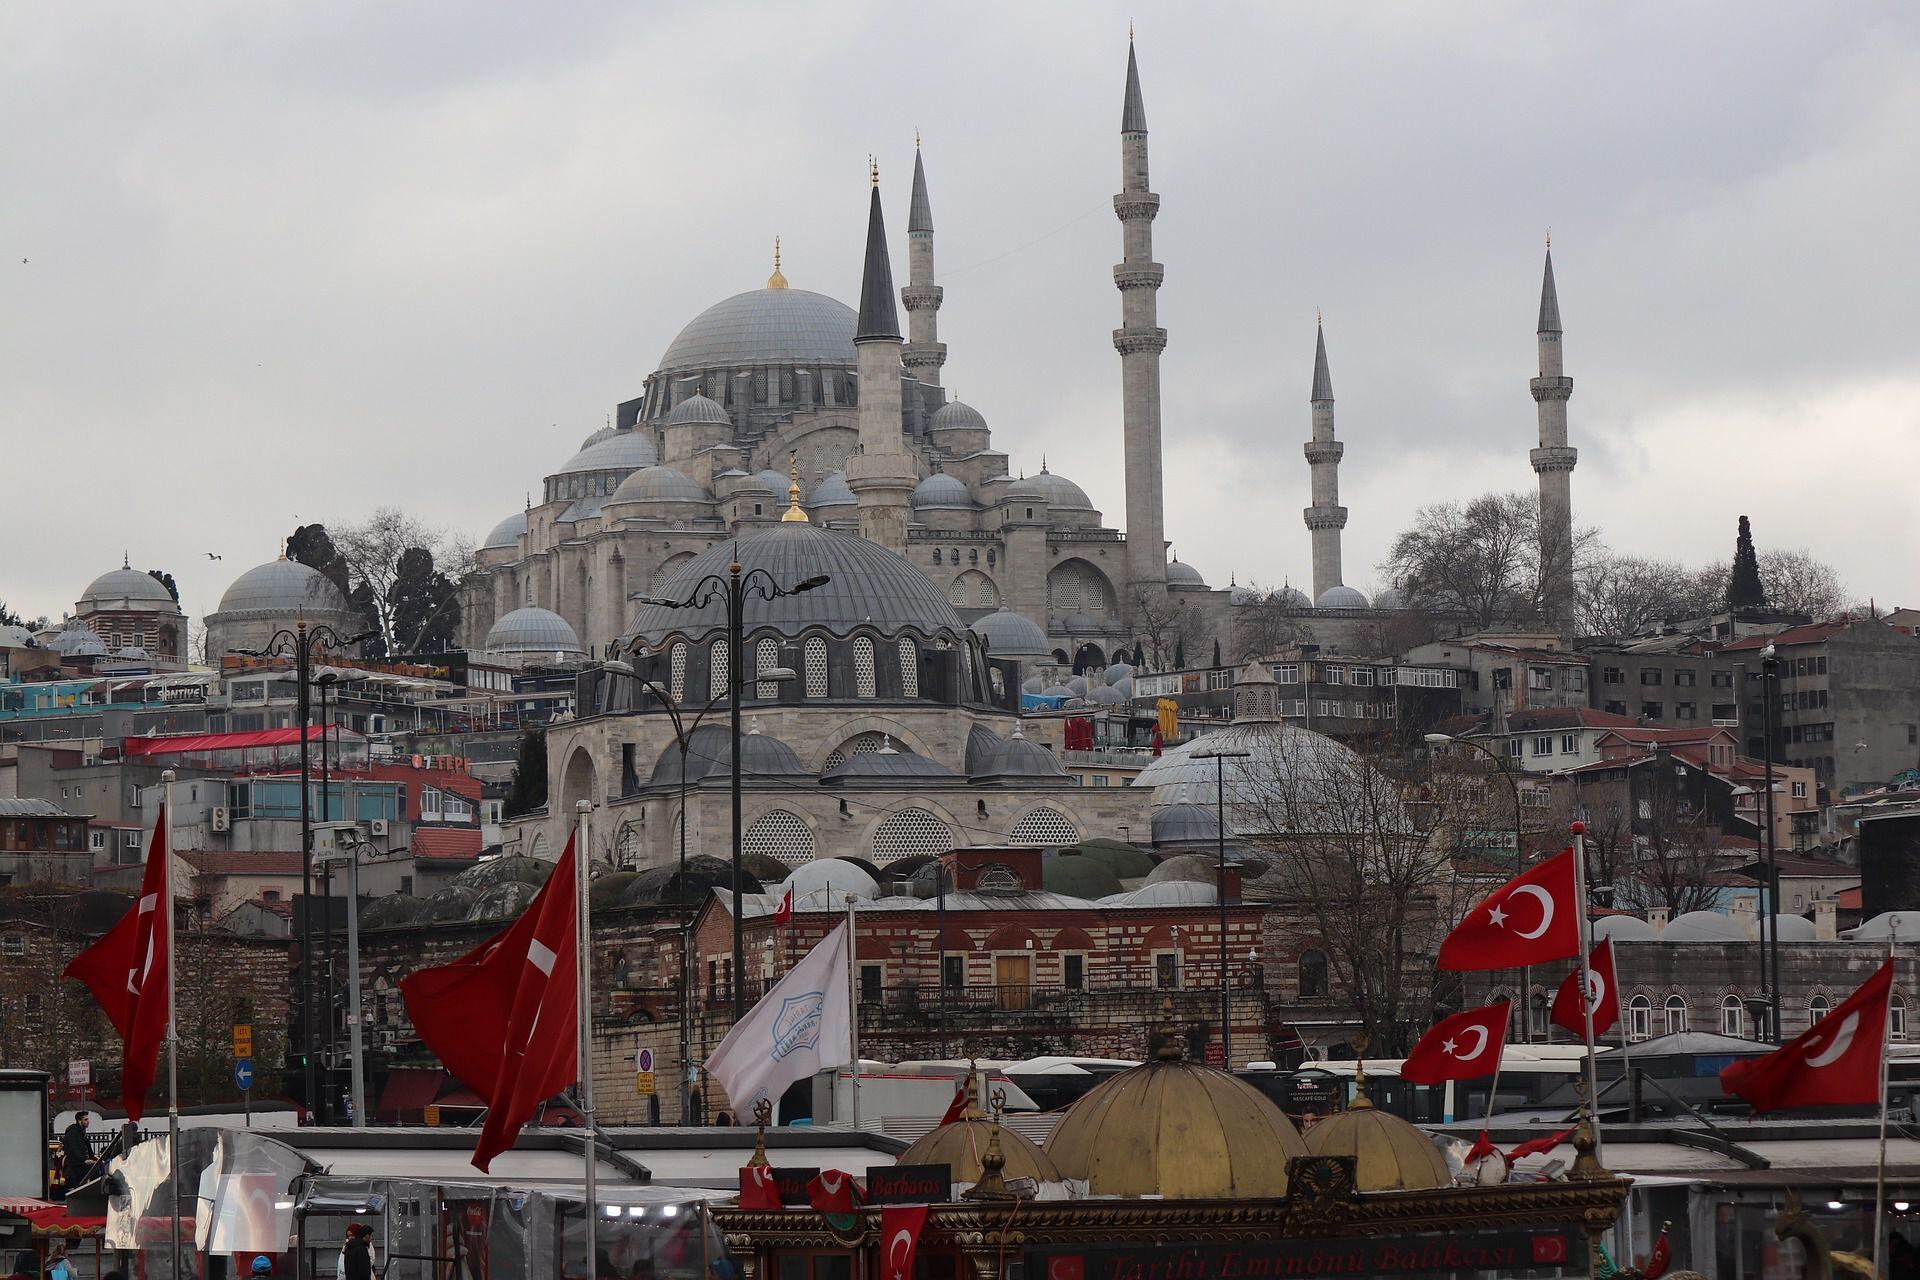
[900,136,946,388]
[1530,240,1577,630]
[844,162,916,555]
[1115,35,1168,600]
[1303,316,1347,601]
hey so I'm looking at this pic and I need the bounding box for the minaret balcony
[902,341,947,369]
[1530,375,1574,402]
[1303,441,1344,465]
[901,284,944,310]
[1304,505,1349,531]
[1112,264,1165,291]
[1112,327,1169,356]
[1113,192,1161,221]
[1530,445,1578,474]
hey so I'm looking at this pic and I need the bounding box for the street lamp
[632,558,829,1019]
[1194,747,1250,1070]
[1759,643,1782,1043]
[313,667,370,1110]
[236,620,374,1123]
[1426,731,1530,1041]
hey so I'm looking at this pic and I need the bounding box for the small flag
[1436,848,1582,971]
[1400,1002,1510,1084]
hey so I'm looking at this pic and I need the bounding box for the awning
[126,727,327,757]
[24,1205,106,1237]
[378,1067,446,1117]
[435,1085,487,1110]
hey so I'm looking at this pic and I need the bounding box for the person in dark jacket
[343,1223,374,1280]
[59,1112,92,1187]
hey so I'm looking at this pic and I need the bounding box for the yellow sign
[233,1025,252,1058]
[424,1104,442,1127]
[635,1071,656,1096]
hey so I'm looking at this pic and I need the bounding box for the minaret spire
[844,162,915,555]
[901,135,947,387]
[1530,240,1577,631]
[1304,316,1347,601]
[1114,34,1169,602]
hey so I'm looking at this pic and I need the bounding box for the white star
[1442,1037,1458,1055]
[1487,902,1508,928]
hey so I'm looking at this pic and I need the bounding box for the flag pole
[1610,950,1638,1258]
[1571,823,1604,1169]
[846,895,861,1131]
[575,801,597,1272]
[1876,924,1896,1280]
[162,771,181,1280]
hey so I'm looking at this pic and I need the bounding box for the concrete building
[1402,634,1591,721]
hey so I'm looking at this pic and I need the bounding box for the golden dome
[898,1118,1064,1186]
[1303,1087,1450,1192]
[1044,1058,1309,1198]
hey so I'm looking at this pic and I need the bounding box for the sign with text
[865,1163,952,1205]
[770,1167,821,1207]
[635,1071,656,1095]
[67,1060,90,1086]
[233,1024,253,1058]
[1025,1229,1585,1280]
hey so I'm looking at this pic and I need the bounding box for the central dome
[657,288,857,372]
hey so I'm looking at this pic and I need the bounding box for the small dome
[1100,880,1217,908]
[1663,910,1752,942]
[1228,581,1256,606]
[485,607,583,657]
[1045,1056,1308,1197]
[425,886,481,923]
[578,425,617,450]
[780,858,879,901]
[1025,468,1093,511]
[911,472,973,510]
[361,895,431,930]
[1372,586,1406,610]
[611,465,711,505]
[48,625,107,657]
[1761,913,1819,943]
[1086,684,1126,705]
[216,558,352,618]
[1316,585,1371,609]
[821,744,959,783]
[556,429,658,475]
[0,625,33,647]
[971,730,1068,782]
[1004,475,1046,502]
[1274,586,1310,608]
[1066,675,1090,697]
[899,1113,1065,1186]
[452,855,555,890]
[708,727,811,779]
[965,724,1004,776]
[727,470,780,497]
[1150,804,1222,845]
[970,609,1053,660]
[928,400,989,433]
[1103,662,1134,686]
[805,470,856,509]
[483,511,529,550]
[1593,915,1659,943]
[1040,854,1123,900]
[753,468,791,496]
[1166,558,1207,590]
[112,646,150,660]
[1847,912,1920,942]
[1303,1088,1450,1191]
[1144,853,1228,886]
[664,393,732,427]
[79,567,178,611]
[470,880,540,920]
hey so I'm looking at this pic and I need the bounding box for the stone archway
[558,745,599,818]
[1071,642,1106,673]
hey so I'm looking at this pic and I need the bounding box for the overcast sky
[6,2,1918,630]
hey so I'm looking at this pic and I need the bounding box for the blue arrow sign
[234,1058,254,1091]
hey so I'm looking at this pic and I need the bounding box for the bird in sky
[206,552,222,561]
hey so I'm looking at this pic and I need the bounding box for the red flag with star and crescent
[738,1164,784,1210]
[879,1205,930,1280]
[1719,959,1893,1113]
[1550,939,1619,1038]
[773,886,794,926]
[63,806,173,1122]
[1437,848,1582,971]
[1400,1001,1510,1084]
[805,1169,864,1215]
[401,835,580,1171]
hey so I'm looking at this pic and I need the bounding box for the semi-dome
[928,400,988,433]
[970,729,1068,782]
[216,558,352,618]
[626,520,969,645]
[966,724,1005,776]
[646,724,811,786]
[658,288,858,371]
[970,609,1053,660]
[79,567,178,611]
[911,472,973,510]
[1303,1081,1449,1191]
[821,745,959,783]
[485,607,583,657]
[1662,910,1752,942]
[1045,1052,1308,1197]
[805,470,856,509]
[1316,585,1371,609]
[664,393,732,427]
[1136,721,1361,816]
[1166,558,1207,590]
[611,465,711,505]
[1150,803,1221,845]
[483,511,529,550]
[1592,915,1659,943]
[556,429,658,475]
[899,1109,1064,1186]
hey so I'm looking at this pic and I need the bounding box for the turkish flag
[1400,1001,1509,1084]
[1437,848,1582,971]
[401,836,580,1171]
[806,1169,863,1215]
[773,886,794,926]
[1506,1127,1574,1162]
[1642,1225,1673,1280]
[1464,1130,1497,1163]
[1550,939,1619,1038]
[1720,959,1892,1113]
[879,1205,930,1280]
[64,807,172,1121]
[938,1079,968,1126]
[738,1164,784,1210]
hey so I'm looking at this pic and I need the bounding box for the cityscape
[4,7,1919,1280]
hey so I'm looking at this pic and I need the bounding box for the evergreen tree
[1726,515,1768,611]
[386,547,462,653]
[146,569,179,602]
[1212,637,1223,668]
[503,730,548,818]
[1173,638,1186,669]
[286,523,351,596]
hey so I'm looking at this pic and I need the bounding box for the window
[804,637,828,698]
[1641,702,1663,720]
[420,786,443,820]
[1299,949,1329,999]
[1605,701,1628,716]
[898,637,919,697]
[1675,670,1697,687]
[1352,668,1375,687]
[1009,806,1079,847]
[1792,781,1808,799]
[1712,671,1734,688]
[668,642,687,701]
[1895,997,1908,1041]
[1641,669,1664,686]
[1561,734,1579,753]
[852,636,876,698]
[89,830,106,852]
[1154,952,1180,990]
[1529,668,1554,691]
[0,934,24,958]
[709,638,730,699]
[1809,994,1830,1025]
[1492,668,1513,690]
[756,638,782,699]
[942,954,966,992]
[1520,787,1551,809]
[1532,736,1554,756]
[1676,703,1697,721]
[1628,994,1652,1042]
[262,889,281,902]
[859,963,884,1004]
[1603,667,1624,685]
[1323,666,1346,685]
[1721,995,1744,1038]
[1063,954,1086,991]
[1506,739,1524,758]
[1713,704,1738,721]
[1665,996,1688,1035]
[1275,665,1300,684]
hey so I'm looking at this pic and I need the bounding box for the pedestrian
[59,1112,92,1188]
[45,1246,72,1280]
[250,1256,276,1278]
[343,1222,375,1280]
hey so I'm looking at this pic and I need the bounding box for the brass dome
[898,1118,1064,1186]
[1303,1089,1450,1192]
[1044,1059,1309,1198]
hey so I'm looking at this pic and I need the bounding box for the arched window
[824,732,888,771]
[1530,992,1550,1043]
[1810,994,1831,1025]
[1895,996,1908,1041]
[1721,994,1744,1038]
[1664,995,1688,1036]
[755,638,781,699]
[709,638,730,699]
[1628,994,1653,1042]
[872,808,954,864]
[853,636,876,698]
[804,637,828,698]
[668,642,687,702]
[742,810,815,867]
[1008,806,1079,847]
[1298,949,1329,1000]
[898,637,919,698]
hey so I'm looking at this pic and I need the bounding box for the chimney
[1814,899,1838,941]
[1646,906,1670,931]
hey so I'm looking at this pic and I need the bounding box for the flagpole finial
[747,1098,772,1167]
[1568,1079,1607,1181]
[962,1089,1015,1201]
[1348,1033,1375,1109]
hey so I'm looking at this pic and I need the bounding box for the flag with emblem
[706,922,852,1115]
[1437,848,1582,971]
[1506,1127,1574,1162]
[738,1164,784,1210]
[401,836,580,1171]
[1400,1001,1510,1084]
[1550,939,1619,1037]
[773,886,794,926]
[64,807,173,1122]
[805,1168,863,1216]
[937,1078,969,1125]
[879,1205,929,1280]
[1719,959,1893,1113]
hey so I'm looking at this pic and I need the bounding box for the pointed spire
[1537,241,1562,334]
[1311,316,1333,402]
[908,142,934,235]
[855,163,901,342]
[767,235,788,289]
[1122,39,1148,134]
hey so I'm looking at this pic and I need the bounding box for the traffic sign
[635,1072,656,1096]
[636,1048,654,1073]
[234,1058,254,1091]
[67,1060,90,1086]
[233,1024,253,1058]
[424,1104,442,1127]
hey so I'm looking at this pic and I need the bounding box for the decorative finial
[1040,453,1048,473]
[1349,1034,1374,1109]
[963,1089,1015,1201]
[870,155,879,187]
[1316,307,1322,327]
[122,551,130,569]
[748,1098,773,1167]
[781,452,808,522]
[1129,19,1134,43]
[1154,995,1183,1060]
[767,236,788,289]
[1569,1078,1606,1181]
[1545,228,1552,250]
[915,128,921,150]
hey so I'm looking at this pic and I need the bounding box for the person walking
[45,1244,73,1280]
[59,1112,92,1188]
[343,1223,375,1280]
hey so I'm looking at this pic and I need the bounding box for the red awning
[434,1084,487,1110]
[378,1067,446,1117]
[412,826,482,861]
[25,1204,106,1237]
[125,727,326,757]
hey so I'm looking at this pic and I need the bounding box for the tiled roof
[1717,622,1848,652]
[411,826,482,861]
[183,851,305,876]
[1506,707,1640,732]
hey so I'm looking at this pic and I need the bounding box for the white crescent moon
[1510,885,1556,940]
[1049,1263,1076,1280]
[820,1172,844,1193]
[1452,1024,1491,1061]
[1804,1011,1861,1068]
[1584,969,1606,1014]
[888,1230,913,1272]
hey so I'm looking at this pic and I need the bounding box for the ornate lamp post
[1194,747,1249,1069]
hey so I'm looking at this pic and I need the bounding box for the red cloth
[805,1169,862,1215]
[123,727,323,757]
[737,1165,783,1210]
[1643,1227,1673,1280]
[879,1205,931,1280]
[401,836,581,1171]
[64,806,172,1121]
[1437,848,1582,971]
[1720,958,1893,1113]
[772,887,793,926]
[1400,1001,1510,1084]
[1505,1127,1573,1162]
[1550,939,1619,1038]
[937,1080,968,1125]
[1464,1130,1497,1163]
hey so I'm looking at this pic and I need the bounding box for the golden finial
[1348,1034,1375,1110]
[1545,228,1552,250]
[1569,1077,1606,1181]
[748,1098,773,1167]
[869,155,879,187]
[781,452,809,522]
[767,235,788,289]
[962,1089,1014,1201]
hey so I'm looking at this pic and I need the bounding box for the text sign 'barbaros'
[865,1164,953,1205]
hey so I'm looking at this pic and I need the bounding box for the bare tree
[1381,492,1600,631]
[1126,585,1199,672]
[1575,554,1718,638]
[332,508,464,654]
[1760,549,1847,620]
[1231,583,1309,659]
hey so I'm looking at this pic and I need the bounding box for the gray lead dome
[657,288,858,371]
[216,558,352,617]
[485,606,584,656]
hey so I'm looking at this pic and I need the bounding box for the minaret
[1115,35,1169,600]
[1530,239,1577,630]
[1303,316,1347,601]
[900,135,947,388]
[844,161,916,556]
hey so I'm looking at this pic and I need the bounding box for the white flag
[705,921,851,1113]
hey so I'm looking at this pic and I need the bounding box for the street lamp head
[1423,732,1453,745]
[760,666,799,684]
[343,630,379,647]
[601,659,636,677]
[791,574,831,594]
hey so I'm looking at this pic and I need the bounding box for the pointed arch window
[853,636,876,698]
[898,637,919,697]
[804,637,828,698]
[709,638,730,700]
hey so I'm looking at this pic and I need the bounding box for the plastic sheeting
[107,1128,316,1271]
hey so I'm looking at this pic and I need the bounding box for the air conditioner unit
[369,818,389,837]
[210,807,230,833]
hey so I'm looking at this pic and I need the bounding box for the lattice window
[709,638,730,700]
[872,808,954,864]
[742,810,815,867]
[804,636,828,698]
[898,637,919,697]
[824,732,887,771]
[976,574,1000,608]
[1009,806,1079,847]
[1050,573,1080,614]
[756,638,781,699]
[948,576,968,607]
[853,636,876,698]
[668,642,687,702]
[1085,577,1104,611]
